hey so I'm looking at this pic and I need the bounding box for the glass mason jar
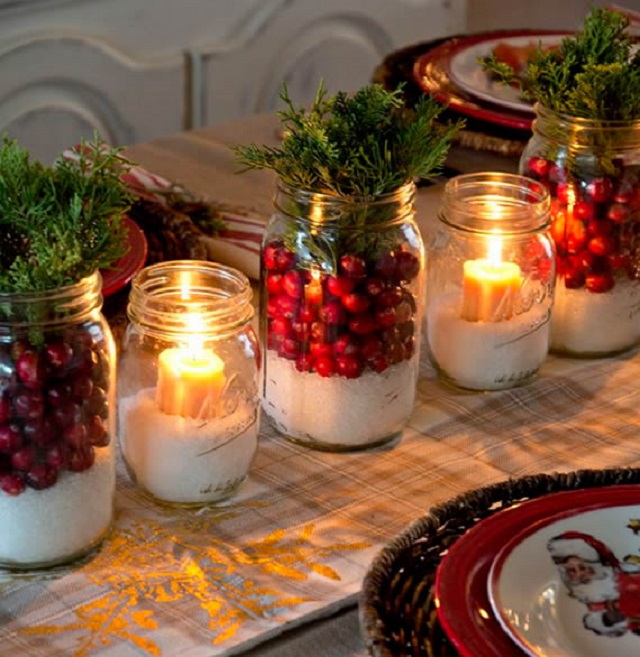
[426,173,554,391]
[520,105,640,357]
[118,260,260,506]
[261,180,424,452]
[0,271,115,569]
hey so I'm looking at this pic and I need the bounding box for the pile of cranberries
[263,239,421,379]
[0,323,110,497]
[522,156,640,293]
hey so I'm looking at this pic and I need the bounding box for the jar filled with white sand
[118,261,260,506]
[260,181,424,451]
[0,271,116,569]
[426,173,555,391]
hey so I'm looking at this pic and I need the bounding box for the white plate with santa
[488,494,640,657]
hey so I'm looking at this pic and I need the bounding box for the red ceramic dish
[412,30,569,132]
[101,216,148,297]
[435,485,640,657]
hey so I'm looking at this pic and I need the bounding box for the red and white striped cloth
[64,144,265,280]
[121,161,264,280]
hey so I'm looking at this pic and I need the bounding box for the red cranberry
[373,252,397,280]
[310,342,334,359]
[51,400,82,428]
[333,334,360,357]
[385,340,405,365]
[319,300,346,325]
[607,203,630,224]
[586,272,615,293]
[326,276,355,297]
[564,269,586,289]
[556,182,571,204]
[46,382,72,408]
[11,446,36,471]
[270,316,293,336]
[26,463,58,489]
[587,219,613,237]
[310,321,334,344]
[341,293,370,314]
[586,177,613,203]
[278,338,301,360]
[263,242,281,270]
[315,356,336,378]
[282,270,304,299]
[298,305,317,323]
[609,252,630,269]
[339,254,367,279]
[397,321,415,341]
[23,417,55,446]
[360,335,383,360]
[369,354,390,373]
[86,387,109,418]
[276,295,299,319]
[10,341,28,362]
[266,297,279,319]
[64,421,88,449]
[377,287,403,308]
[72,375,94,401]
[336,355,364,379]
[348,313,377,335]
[45,444,67,469]
[574,201,595,222]
[66,446,95,472]
[0,473,25,496]
[364,278,385,297]
[527,157,550,178]
[44,341,73,371]
[290,319,311,340]
[16,351,45,390]
[13,389,45,419]
[576,249,596,271]
[374,306,397,329]
[73,348,99,375]
[0,424,22,453]
[588,235,615,257]
[295,354,315,373]
[395,251,420,282]
[266,273,284,295]
[0,397,9,424]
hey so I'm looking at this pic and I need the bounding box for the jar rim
[440,172,551,234]
[128,260,254,337]
[0,270,102,303]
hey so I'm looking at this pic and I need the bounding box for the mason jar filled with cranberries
[520,105,640,357]
[0,271,115,568]
[261,180,424,452]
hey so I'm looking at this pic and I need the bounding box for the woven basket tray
[359,467,640,657]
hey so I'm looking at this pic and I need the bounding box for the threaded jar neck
[439,172,550,235]
[127,260,254,340]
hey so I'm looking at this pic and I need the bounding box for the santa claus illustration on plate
[547,530,640,638]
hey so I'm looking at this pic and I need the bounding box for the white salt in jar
[118,261,260,506]
[426,173,555,391]
[0,271,116,569]
[261,180,424,451]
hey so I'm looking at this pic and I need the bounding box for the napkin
[121,163,264,280]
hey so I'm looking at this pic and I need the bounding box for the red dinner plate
[412,30,569,132]
[435,485,640,657]
[101,216,148,297]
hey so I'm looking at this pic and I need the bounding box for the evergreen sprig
[482,8,640,120]
[233,83,463,197]
[0,136,132,294]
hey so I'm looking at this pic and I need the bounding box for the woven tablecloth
[1,117,639,657]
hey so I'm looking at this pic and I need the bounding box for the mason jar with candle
[0,272,116,568]
[426,173,555,391]
[118,260,260,506]
[521,106,640,357]
[260,181,424,451]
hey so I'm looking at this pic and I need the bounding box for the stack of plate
[410,29,569,134]
[435,485,640,657]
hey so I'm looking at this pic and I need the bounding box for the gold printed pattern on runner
[19,505,370,656]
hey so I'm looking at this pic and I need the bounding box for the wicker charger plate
[359,467,640,657]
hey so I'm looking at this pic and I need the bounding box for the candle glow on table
[461,234,523,322]
[155,274,226,419]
